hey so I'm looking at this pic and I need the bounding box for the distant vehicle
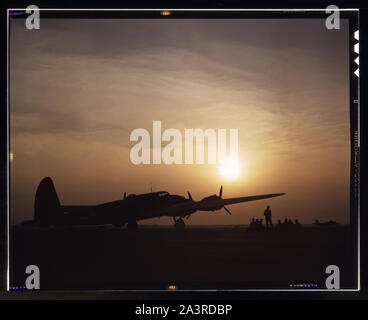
[21,177,285,230]
[314,220,339,227]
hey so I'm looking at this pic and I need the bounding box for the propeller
[223,206,232,215]
[123,192,127,200]
[219,186,231,215]
[185,192,195,219]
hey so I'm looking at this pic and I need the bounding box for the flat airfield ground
[10,225,356,290]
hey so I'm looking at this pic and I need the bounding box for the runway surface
[10,225,356,290]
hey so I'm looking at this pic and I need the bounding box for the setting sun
[219,158,240,180]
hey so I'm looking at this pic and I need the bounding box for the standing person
[264,205,273,229]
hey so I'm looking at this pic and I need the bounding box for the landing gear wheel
[127,221,138,230]
[174,218,186,231]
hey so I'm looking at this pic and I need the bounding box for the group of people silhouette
[275,218,302,232]
[248,206,302,232]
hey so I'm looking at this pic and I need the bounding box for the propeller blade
[123,192,127,200]
[188,192,192,201]
[224,206,232,215]
[219,185,223,198]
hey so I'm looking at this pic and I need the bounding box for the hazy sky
[10,18,350,225]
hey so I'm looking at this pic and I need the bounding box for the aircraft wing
[161,201,197,216]
[222,193,285,206]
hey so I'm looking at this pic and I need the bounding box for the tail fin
[34,177,62,227]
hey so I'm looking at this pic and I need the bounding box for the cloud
[10,18,350,224]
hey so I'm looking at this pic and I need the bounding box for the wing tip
[275,193,286,197]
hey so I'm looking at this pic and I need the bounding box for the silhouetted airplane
[314,220,339,227]
[21,177,285,230]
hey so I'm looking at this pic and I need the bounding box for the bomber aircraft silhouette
[22,177,285,230]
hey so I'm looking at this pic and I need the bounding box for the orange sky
[10,18,350,225]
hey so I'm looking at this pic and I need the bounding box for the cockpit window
[127,194,136,198]
[157,191,169,197]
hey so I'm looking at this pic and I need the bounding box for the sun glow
[219,158,240,180]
